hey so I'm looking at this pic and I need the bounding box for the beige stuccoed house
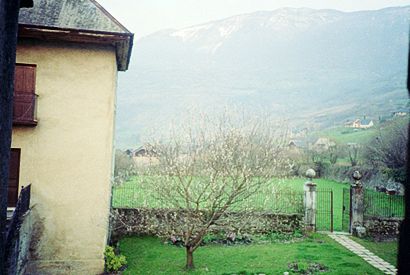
[8,0,133,273]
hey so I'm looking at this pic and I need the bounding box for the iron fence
[364,189,405,218]
[315,188,333,232]
[6,184,31,275]
[342,188,351,232]
[112,185,304,214]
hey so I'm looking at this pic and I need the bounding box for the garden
[117,233,388,274]
[107,115,404,273]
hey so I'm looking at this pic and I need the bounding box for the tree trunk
[185,246,194,270]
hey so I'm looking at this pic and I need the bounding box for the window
[13,64,37,126]
[8,149,21,207]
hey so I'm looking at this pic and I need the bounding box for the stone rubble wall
[364,216,403,241]
[111,208,303,242]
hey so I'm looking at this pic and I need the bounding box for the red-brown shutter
[8,149,21,207]
[13,64,36,125]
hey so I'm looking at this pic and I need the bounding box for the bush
[114,150,136,185]
[363,117,407,184]
[104,246,127,272]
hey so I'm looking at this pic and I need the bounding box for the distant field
[312,126,377,145]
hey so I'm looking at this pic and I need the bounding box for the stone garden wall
[111,208,303,242]
[364,216,403,241]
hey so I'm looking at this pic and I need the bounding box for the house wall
[12,39,117,274]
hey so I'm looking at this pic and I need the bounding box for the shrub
[104,246,127,272]
[363,117,407,184]
[114,150,136,185]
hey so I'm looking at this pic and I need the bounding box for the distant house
[288,139,306,150]
[313,138,336,151]
[125,148,134,156]
[288,140,298,150]
[288,140,298,152]
[132,145,159,166]
[131,144,158,157]
[393,109,408,117]
[347,117,374,129]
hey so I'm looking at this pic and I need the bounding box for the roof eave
[116,32,134,71]
[18,24,133,71]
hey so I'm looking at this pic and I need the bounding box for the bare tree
[347,144,360,167]
[328,145,339,166]
[307,149,326,177]
[137,114,287,270]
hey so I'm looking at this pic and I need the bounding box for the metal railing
[315,188,334,232]
[5,184,31,275]
[364,189,405,218]
[112,185,304,214]
[12,93,38,126]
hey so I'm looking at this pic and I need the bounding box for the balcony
[12,93,38,126]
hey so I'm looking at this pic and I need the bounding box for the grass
[119,234,383,274]
[311,126,377,145]
[350,236,398,266]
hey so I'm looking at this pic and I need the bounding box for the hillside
[116,6,410,148]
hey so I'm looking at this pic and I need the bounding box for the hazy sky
[98,0,410,39]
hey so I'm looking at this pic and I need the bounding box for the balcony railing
[12,93,38,126]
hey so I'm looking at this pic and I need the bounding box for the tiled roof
[19,0,129,34]
[361,119,372,125]
[18,0,133,71]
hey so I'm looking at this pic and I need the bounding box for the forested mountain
[116,6,409,148]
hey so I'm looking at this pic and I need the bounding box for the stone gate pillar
[304,169,317,231]
[351,171,365,236]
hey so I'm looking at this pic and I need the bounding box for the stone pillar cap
[306,168,316,179]
[352,170,362,181]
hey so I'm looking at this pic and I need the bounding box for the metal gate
[316,188,334,232]
[342,188,351,232]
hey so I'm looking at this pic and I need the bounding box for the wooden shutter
[13,64,36,125]
[8,149,21,207]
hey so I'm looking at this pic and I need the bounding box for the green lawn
[350,237,398,266]
[119,234,383,274]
